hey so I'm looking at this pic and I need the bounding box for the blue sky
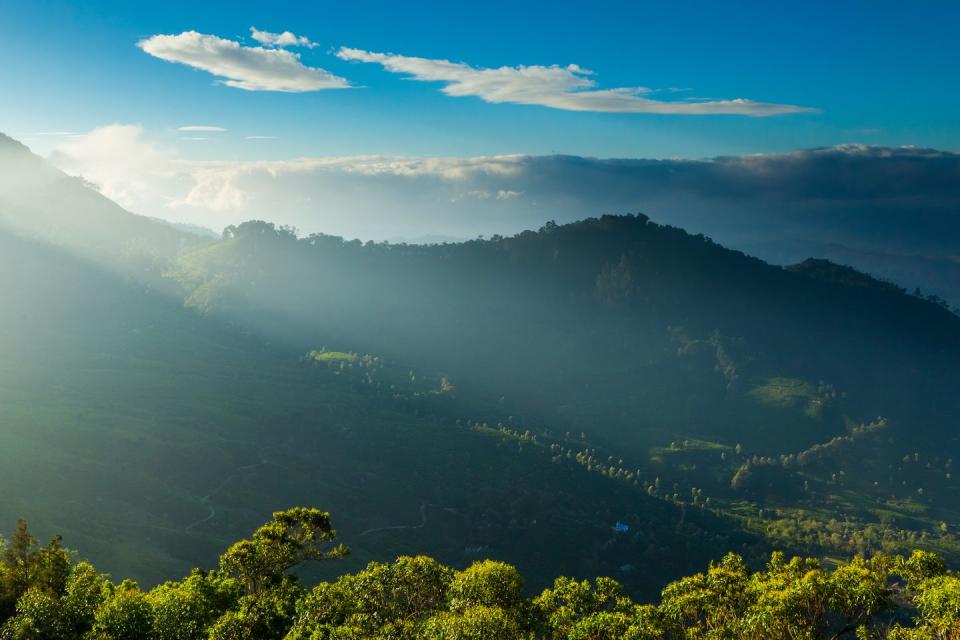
[2,0,959,161]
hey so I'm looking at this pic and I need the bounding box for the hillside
[0,228,755,596]
[168,217,960,565]
[2,134,960,599]
[0,133,199,277]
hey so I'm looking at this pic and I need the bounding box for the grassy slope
[0,232,753,598]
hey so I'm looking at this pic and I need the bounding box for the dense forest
[2,132,960,635]
[4,509,960,639]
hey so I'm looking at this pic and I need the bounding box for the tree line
[3,509,960,639]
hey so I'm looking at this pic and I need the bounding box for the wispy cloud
[336,47,814,116]
[138,30,350,92]
[178,125,226,132]
[246,135,277,140]
[249,27,316,48]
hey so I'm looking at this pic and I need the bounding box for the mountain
[167,217,960,563]
[1,133,960,600]
[0,133,199,275]
[171,217,960,444]
[0,141,752,596]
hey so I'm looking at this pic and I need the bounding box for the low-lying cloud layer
[137,31,349,92]
[336,47,814,116]
[40,126,960,302]
[48,126,959,250]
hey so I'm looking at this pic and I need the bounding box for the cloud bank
[138,31,349,92]
[48,126,958,251]
[45,126,960,301]
[336,47,814,116]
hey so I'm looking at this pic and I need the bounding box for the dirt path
[358,502,429,536]
[184,445,269,533]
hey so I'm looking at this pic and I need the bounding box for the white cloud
[246,135,277,140]
[45,125,535,234]
[49,125,189,211]
[178,125,226,132]
[336,47,814,116]
[138,31,350,92]
[49,125,960,259]
[249,27,316,48]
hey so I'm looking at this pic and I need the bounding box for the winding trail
[184,445,269,533]
[358,503,429,537]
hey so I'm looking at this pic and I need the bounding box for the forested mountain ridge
[163,216,960,568]
[170,215,960,449]
[2,133,960,611]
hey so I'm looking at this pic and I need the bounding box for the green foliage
[219,508,348,595]
[535,576,660,640]
[0,588,66,640]
[902,549,949,587]
[287,555,453,639]
[5,211,960,599]
[5,511,960,639]
[89,582,153,640]
[418,605,523,640]
[447,560,525,615]
[207,579,302,640]
[60,562,110,638]
[149,569,242,640]
[903,575,960,638]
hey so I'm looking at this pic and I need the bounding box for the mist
[45,126,960,304]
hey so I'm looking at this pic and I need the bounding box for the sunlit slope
[168,219,960,566]
[0,230,751,596]
[171,217,960,452]
[0,133,198,270]
[3,133,960,595]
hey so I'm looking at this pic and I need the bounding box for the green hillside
[1,134,960,608]
[0,230,752,596]
[164,217,960,566]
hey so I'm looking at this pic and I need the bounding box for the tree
[28,536,70,598]
[448,561,525,616]
[59,562,110,639]
[218,508,347,595]
[901,549,948,588]
[826,557,890,636]
[2,521,36,601]
[659,552,750,636]
[149,569,242,640]
[206,578,301,640]
[2,522,34,572]
[88,582,153,640]
[286,555,453,640]
[0,588,66,640]
[419,605,523,640]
